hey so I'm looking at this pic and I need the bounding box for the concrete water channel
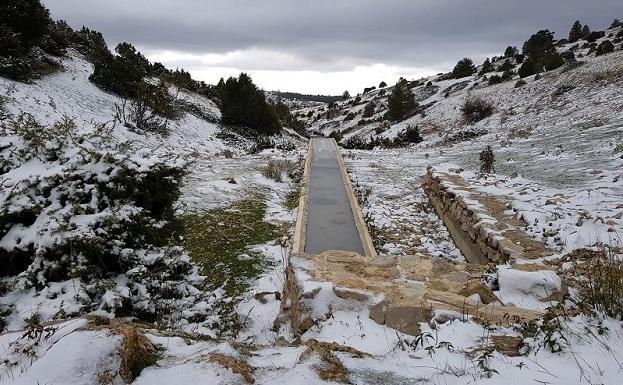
[301,138,372,256]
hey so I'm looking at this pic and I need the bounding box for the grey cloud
[44,0,623,73]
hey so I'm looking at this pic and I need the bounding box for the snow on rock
[497,266,562,311]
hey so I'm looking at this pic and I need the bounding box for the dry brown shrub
[507,126,533,140]
[579,251,623,319]
[299,339,370,384]
[221,149,234,158]
[208,353,255,384]
[261,159,295,182]
[117,324,158,383]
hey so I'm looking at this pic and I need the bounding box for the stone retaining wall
[421,168,522,264]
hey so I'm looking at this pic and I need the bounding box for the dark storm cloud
[44,0,623,72]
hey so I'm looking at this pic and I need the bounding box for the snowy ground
[3,29,623,385]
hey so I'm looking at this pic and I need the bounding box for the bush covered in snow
[0,114,219,331]
[393,125,423,146]
[0,0,68,81]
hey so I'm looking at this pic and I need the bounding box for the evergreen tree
[498,59,515,72]
[219,73,281,135]
[504,46,519,58]
[72,26,109,62]
[581,25,591,38]
[519,30,564,78]
[385,79,416,121]
[362,102,375,118]
[0,0,54,80]
[394,125,422,145]
[342,90,351,100]
[89,42,150,98]
[522,30,556,57]
[596,40,615,56]
[610,19,622,29]
[379,81,387,88]
[479,58,494,75]
[451,58,477,79]
[0,0,51,52]
[569,20,584,42]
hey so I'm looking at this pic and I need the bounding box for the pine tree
[518,30,564,78]
[479,58,494,75]
[504,46,519,58]
[342,90,351,100]
[522,30,555,57]
[0,0,51,50]
[581,25,591,38]
[569,20,584,42]
[452,58,476,79]
[362,102,375,118]
[385,79,416,121]
[220,73,281,135]
[596,40,615,56]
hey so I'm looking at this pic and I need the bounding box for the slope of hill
[1,51,226,156]
[298,26,623,145]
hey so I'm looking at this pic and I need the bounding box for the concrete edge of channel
[291,140,313,255]
[331,138,378,258]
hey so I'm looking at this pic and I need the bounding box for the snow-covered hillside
[0,50,227,156]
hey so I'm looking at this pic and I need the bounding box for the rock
[491,335,524,357]
[333,287,371,302]
[253,291,281,304]
[369,300,432,336]
[497,267,564,309]
[510,263,554,272]
[460,280,499,304]
[298,317,315,334]
[302,287,321,299]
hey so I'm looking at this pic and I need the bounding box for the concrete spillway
[303,138,366,255]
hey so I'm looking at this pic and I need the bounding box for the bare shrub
[261,159,295,182]
[114,99,168,135]
[461,97,494,124]
[221,149,234,158]
[117,325,158,383]
[580,251,623,319]
[508,127,533,140]
[208,354,255,384]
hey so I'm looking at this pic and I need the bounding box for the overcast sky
[44,0,623,95]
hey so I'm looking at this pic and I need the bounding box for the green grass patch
[181,197,277,298]
[284,188,300,211]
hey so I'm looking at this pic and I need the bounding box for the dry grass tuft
[261,159,295,182]
[507,126,533,140]
[580,251,623,319]
[208,353,255,384]
[117,324,158,383]
[304,339,370,358]
[221,149,234,158]
[299,339,370,384]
